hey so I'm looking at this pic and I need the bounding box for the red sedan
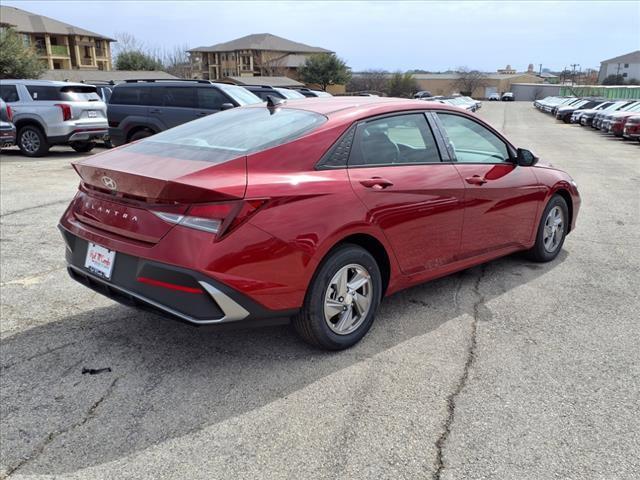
[59,97,580,349]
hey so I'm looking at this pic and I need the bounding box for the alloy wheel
[543,206,565,253]
[323,263,373,335]
[21,130,40,154]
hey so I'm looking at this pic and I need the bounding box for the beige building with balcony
[0,5,114,71]
[188,33,332,81]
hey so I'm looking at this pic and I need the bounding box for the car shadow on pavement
[0,251,567,476]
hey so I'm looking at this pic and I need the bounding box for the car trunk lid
[71,145,247,243]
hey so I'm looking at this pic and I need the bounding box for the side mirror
[516,148,538,167]
[220,103,235,111]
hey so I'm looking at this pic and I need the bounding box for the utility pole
[570,63,580,86]
[539,63,542,76]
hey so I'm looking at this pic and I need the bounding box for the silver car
[0,79,108,157]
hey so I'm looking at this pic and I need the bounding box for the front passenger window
[437,113,509,163]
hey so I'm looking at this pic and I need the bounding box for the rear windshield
[26,85,100,102]
[216,84,263,106]
[123,106,327,163]
[275,88,305,99]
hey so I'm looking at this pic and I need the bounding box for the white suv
[0,80,108,157]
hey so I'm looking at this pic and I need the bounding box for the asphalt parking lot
[1,102,638,480]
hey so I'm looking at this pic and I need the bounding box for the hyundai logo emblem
[101,176,117,190]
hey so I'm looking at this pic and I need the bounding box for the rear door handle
[196,111,210,116]
[360,177,394,189]
[149,109,162,114]
[465,175,487,185]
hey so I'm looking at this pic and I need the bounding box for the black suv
[107,79,263,146]
[291,87,333,98]
[243,85,306,101]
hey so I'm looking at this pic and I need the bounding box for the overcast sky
[6,1,639,72]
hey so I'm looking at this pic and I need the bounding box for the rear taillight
[152,200,265,238]
[5,105,12,122]
[55,103,72,121]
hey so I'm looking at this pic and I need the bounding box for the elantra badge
[101,176,117,190]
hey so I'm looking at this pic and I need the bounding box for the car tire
[70,141,96,153]
[525,195,569,263]
[293,244,382,350]
[129,129,154,142]
[17,125,49,157]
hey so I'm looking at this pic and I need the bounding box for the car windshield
[275,87,305,99]
[216,84,263,105]
[123,106,327,163]
[313,91,333,97]
[621,102,640,111]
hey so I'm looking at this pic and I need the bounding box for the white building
[598,50,640,83]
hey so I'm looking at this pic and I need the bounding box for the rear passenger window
[162,87,196,108]
[350,114,441,166]
[26,86,63,101]
[109,86,157,106]
[197,88,228,110]
[0,85,19,103]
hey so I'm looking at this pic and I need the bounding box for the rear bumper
[49,128,108,145]
[61,228,297,326]
[0,126,16,146]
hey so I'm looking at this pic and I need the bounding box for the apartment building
[188,33,332,81]
[598,50,640,83]
[0,5,114,71]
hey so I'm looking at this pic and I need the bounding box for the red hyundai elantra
[59,97,580,350]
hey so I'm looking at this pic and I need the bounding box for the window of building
[350,114,441,166]
[623,73,628,78]
[624,63,629,68]
[436,113,509,163]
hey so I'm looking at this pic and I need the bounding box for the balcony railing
[95,49,106,58]
[80,57,93,66]
[50,45,69,56]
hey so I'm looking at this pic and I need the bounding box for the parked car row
[418,95,482,112]
[0,78,332,156]
[488,92,513,101]
[534,95,640,142]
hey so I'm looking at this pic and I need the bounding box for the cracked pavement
[1,103,639,479]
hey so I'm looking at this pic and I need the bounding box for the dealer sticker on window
[84,243,116,279]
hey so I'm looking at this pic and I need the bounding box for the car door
[151,86,199,128]
[434,112,544,258]
[347,112,465,275]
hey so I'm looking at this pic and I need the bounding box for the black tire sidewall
[530,195,569,262]
[70,141,96,153]
[300,245,382,350]
[18,126,48,157]
[129,130,153,142]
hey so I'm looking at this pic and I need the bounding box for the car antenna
[266,95,286,112]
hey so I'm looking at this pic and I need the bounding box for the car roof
[246,96,466,122]
[113,81,230,88]
[1,79,88,87]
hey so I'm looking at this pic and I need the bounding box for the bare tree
[347,69,389,94]
[256,51,287,76]
[161,44,191,78]
[112,33,191,77]
[453,67,489,96]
